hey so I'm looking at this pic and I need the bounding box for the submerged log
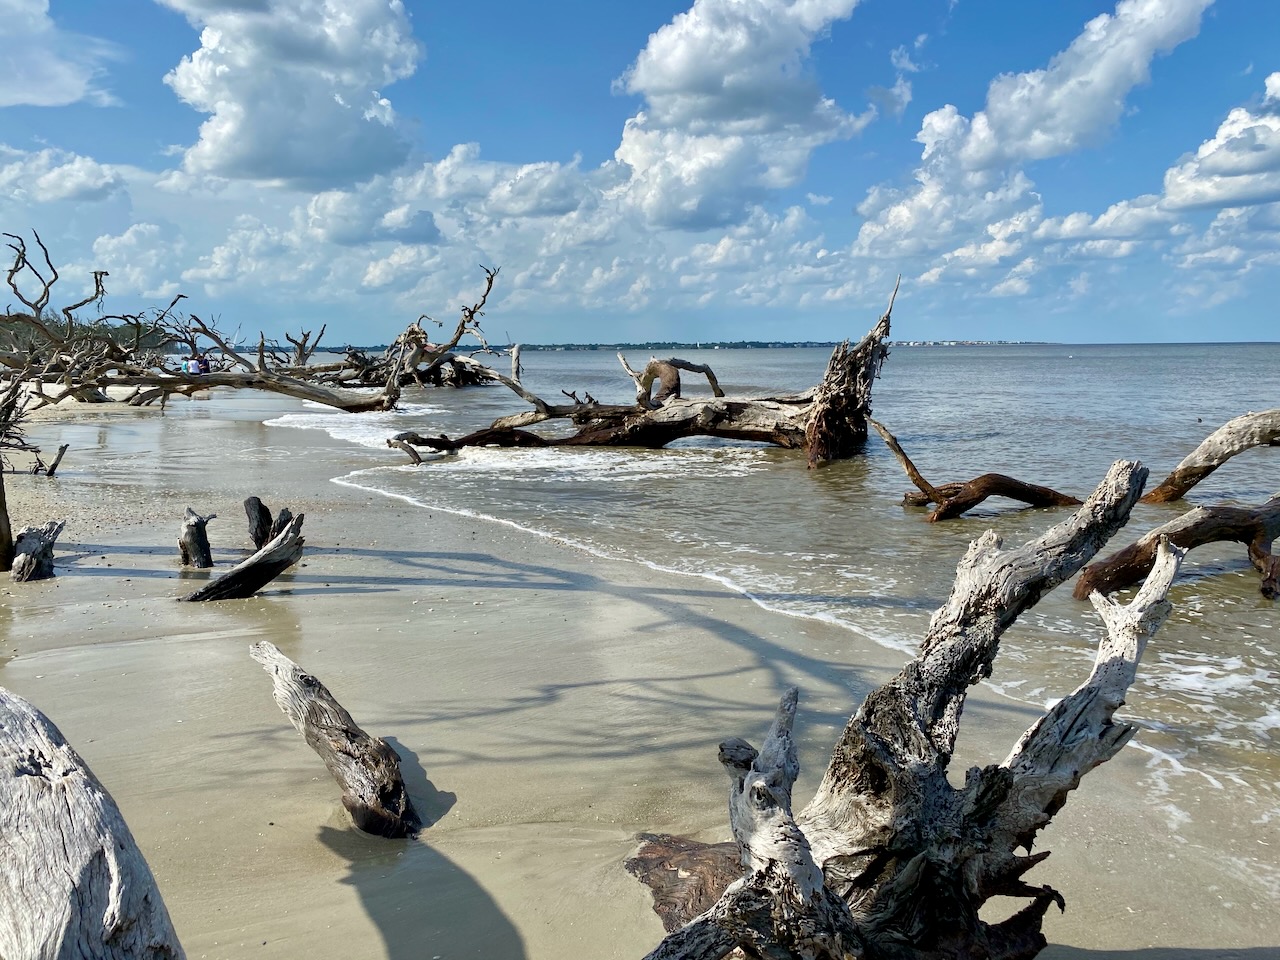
[10,519,65,582]
[872,419,1080,521]
[177,507,215,568]
[1074,493,1280,599]
[1142,409,1280,503]
[181,513,304,601]
[637,461,1173,960]
[0,686,184,959]
[249,641,421,838]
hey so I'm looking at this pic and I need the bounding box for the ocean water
[267,342,1280,838]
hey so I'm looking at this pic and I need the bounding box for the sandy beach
[2,390,1276,960]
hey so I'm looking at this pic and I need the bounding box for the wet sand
[2,392,1276,960]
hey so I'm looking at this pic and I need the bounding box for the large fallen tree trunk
[1074,492,1280,600]
[1141,409,1280,503]
[634,461,1179,959]
[249,641,421,838]
[871,419,1080,521]
[0,686,184,959]
[389,286,896,465]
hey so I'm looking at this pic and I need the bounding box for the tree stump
[181,513,304,601]
[244,496,294,550]
[249,641,422,838]
[10,519,65,582]
[0,687,184,959]
[177,507,215,568]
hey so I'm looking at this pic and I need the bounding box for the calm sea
[269,342,1280,837]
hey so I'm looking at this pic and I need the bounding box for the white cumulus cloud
[160,0,422,188]
[1163,72,1280,209]
[611,0,874,229]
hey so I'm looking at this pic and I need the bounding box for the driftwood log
[1075,493,1280,599]
[0,687,184,959]
[10,519,65,582]
[1142,409,1280,503]
[181,513,304,601]
[177,507,215,568]
[871,419,1080,521]
[249,641,421,838]
[389,287,896,466]
[634,461,1180,960]
[619,355,726,408]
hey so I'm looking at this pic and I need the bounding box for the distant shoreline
[317,339,1049,353]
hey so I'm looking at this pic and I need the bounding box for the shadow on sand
[317,740,525,960]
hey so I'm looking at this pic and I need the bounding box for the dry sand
[1,392,1276,960]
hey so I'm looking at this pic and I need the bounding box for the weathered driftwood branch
[1142,409,1280,503]
[177,507,215,568]
[1074,493,1280,599]
[181,513,304,601]
[636,461,1163,960]
[0,686,184,959]
[871,418,1081,521]
[10,519,65,582]
[618,355,726,408]
[248,641,421,838]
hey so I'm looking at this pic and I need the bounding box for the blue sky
[2,0,1278,345]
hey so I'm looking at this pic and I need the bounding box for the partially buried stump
[177,507,216,568]
[249,641,421,838]
[0,686,184,959]
[180,513,304,601]
[243,496,294,550]
[10,520,66,582]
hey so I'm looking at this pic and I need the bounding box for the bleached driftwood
[181,513,304,601]
[1142,409,1280,503]
[177,507,215,568]
[618,354,726,408]
[0,687,184,959]
[249,641,421,838]
[638,461,1174,960]
[10,519,65,582]
[871,419,1081,521]
[1075,493,1280,600]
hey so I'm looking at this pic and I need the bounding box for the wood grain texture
[0,687,184,960]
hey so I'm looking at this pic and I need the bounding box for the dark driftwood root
[0,686,184,959]
[177,507,215,568]
[10,519,65,582]
[624,835,740,934]
[244,497,294,550]
[1075,494,1280,599]
[249,641,421,838]
[1142,409,1280,503]
[871,418,1080,521]
[181,514,304,601]
[636,463,1185,960]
